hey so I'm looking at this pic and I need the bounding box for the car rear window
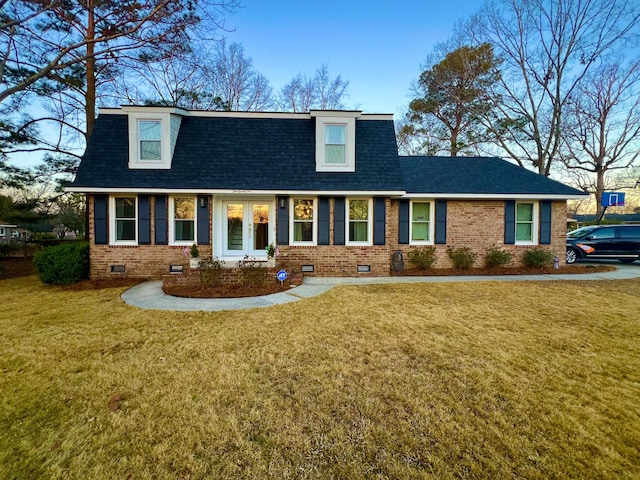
[618,226,640,238]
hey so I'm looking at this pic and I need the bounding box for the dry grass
[1,275,639,479]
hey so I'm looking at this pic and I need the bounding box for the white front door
[222,201,272,257]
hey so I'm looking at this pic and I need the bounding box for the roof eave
[400,193,588,200]
[64,186,407,196]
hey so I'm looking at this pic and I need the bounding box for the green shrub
[33,241,89,285]
[407,246,437,270]
[522,248,555,268]
[484,245,512,268]
[446,246,476,269]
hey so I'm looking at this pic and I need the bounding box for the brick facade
[87,195,568,279]
[390,199,567,269]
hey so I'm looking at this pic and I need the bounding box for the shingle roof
[71,113,405,192]
[399,156,585,196]
[71,112,585,198]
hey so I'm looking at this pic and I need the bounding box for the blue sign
[276,269,288,282]
[602,192,625,207]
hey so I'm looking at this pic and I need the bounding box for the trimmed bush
[407,246,437,270]
[522,247,555,268]
[33,242,89,285]
[447,246,476,269]
[484,245,512,268]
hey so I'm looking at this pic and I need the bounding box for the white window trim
[0,227,5,237]
[409,200,435,245]
[515,201,539,245]
[109,195,138,245]
[314,115,356,172]
[169,196,198,246]
[346,198,373,246]
[128,112,173,169]
[290,197,318,246]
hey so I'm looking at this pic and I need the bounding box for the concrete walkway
[120,263,640,312]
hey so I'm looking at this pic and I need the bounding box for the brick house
[66,106,586,279]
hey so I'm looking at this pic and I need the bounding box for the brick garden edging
[162,266,304,290]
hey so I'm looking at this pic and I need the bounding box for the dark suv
[566,224,640,264]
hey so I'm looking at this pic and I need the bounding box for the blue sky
[223,0,485,115]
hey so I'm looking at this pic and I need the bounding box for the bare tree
[466,0,640,175]
[277,65,349,112]
[115,48,226,110]
[395,116,449,156]
[0,0,237,185]
[207,40,273,111]
[562,60,640,213]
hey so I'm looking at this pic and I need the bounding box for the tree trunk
[595,163,605,216]
[85,0,96,140]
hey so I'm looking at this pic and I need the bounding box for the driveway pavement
[120,262,640,312]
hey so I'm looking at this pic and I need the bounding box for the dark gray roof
[72,113,405,192]
[400,156,585,196]
[71,112,584,198]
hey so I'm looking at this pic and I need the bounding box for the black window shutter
[334,197,345,245]
[94,194,108,245]
[276,196,289,245]
[197,196,210,245]
[138,195,151,245]
[435,200,447,244]
[318,197,330,245]
[504,200,516,244]
[373,197,386,245]
[540,200,552,245]
[398,200,409,244]
[154,195,168,245]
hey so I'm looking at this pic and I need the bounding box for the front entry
[223,201,271,257]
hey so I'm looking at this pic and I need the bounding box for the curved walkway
[121,263,640,312]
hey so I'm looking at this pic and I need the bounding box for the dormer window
[139,120,162,161]
[125,106,184,170]
[312,111,358,172]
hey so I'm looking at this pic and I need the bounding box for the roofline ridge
[97,106,393,120]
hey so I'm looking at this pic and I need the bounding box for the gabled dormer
[123,106,186,170]
[311,110,360,173]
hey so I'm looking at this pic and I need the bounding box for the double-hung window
[515,202,538,244]
[112,196,137,244]
[347,198,372,245]
[171,197,196,244]
[291,198,316,244]
[410,201,433,244]
[138,120,162,161]
[325,125,346,165]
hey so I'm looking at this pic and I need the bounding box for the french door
[222,201,272,257]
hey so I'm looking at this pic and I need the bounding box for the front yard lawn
[1,275,639,479]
